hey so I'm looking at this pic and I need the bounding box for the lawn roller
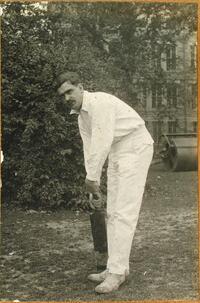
[159,133,197,171]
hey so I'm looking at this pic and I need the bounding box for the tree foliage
[2,2,197,208]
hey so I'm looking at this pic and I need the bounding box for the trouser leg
[107,144,153,275]
[106,159,118,270]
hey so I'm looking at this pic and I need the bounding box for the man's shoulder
[88,91,122,104]
[86,91,134,110]
[87,91,111,98]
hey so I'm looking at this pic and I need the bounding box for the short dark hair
[56,71,80,89]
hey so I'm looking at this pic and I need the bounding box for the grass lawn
[1,164,199,301]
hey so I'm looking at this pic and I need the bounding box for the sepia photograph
[0,1,199,301]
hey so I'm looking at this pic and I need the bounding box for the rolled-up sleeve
[86,99,115,182]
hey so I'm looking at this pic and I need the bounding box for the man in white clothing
[56,71,154,294]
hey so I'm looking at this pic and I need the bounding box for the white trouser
[106,128,153,275]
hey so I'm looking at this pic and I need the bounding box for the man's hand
[85,179,100,197]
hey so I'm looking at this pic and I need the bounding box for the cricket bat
[89,193,108,270]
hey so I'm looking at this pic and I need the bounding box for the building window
[191,84,197,108]
[190,45,197,68]
[141,84,147,108]
[168,121,177,133]
[166,45,176,70]
[152,121,163,143]
[193,121,197,133]
[152,84,162,108]
[167,84,177,107]
[152,45,161,70]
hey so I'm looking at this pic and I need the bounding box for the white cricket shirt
[76,91,153,182]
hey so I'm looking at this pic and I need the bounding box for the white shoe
[88,269,109,283]
[95,273,126,293]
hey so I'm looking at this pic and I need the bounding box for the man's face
[58,81,84,111]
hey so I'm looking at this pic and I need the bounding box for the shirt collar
[70,90,90,115]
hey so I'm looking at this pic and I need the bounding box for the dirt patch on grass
[0,164,199,301]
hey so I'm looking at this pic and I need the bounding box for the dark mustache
[63,99,74,106]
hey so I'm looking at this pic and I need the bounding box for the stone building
[135,31,197,143]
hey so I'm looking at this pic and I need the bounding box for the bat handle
[89,193,103,210]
